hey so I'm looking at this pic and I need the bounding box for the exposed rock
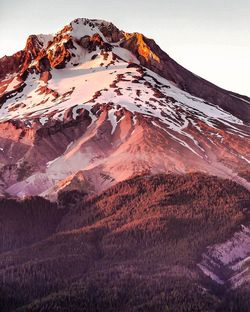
[0,51,25,80]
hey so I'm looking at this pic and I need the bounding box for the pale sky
[0,0,249,96]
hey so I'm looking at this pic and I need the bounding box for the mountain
[1,18,250,311]
[0,18,249,200]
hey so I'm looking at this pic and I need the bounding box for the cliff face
[0,18,249,199]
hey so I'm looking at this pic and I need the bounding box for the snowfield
[198,224,250,288]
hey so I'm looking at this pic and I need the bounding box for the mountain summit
[0,18,249,199]
[1,18,250,311]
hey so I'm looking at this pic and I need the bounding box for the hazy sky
[0,0,249,96]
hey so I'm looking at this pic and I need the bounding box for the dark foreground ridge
[1,173,250,312]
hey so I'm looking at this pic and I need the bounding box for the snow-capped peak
[69,18,109,42]
[0,18,249,199]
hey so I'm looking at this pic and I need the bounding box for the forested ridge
[1,173,250,311]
